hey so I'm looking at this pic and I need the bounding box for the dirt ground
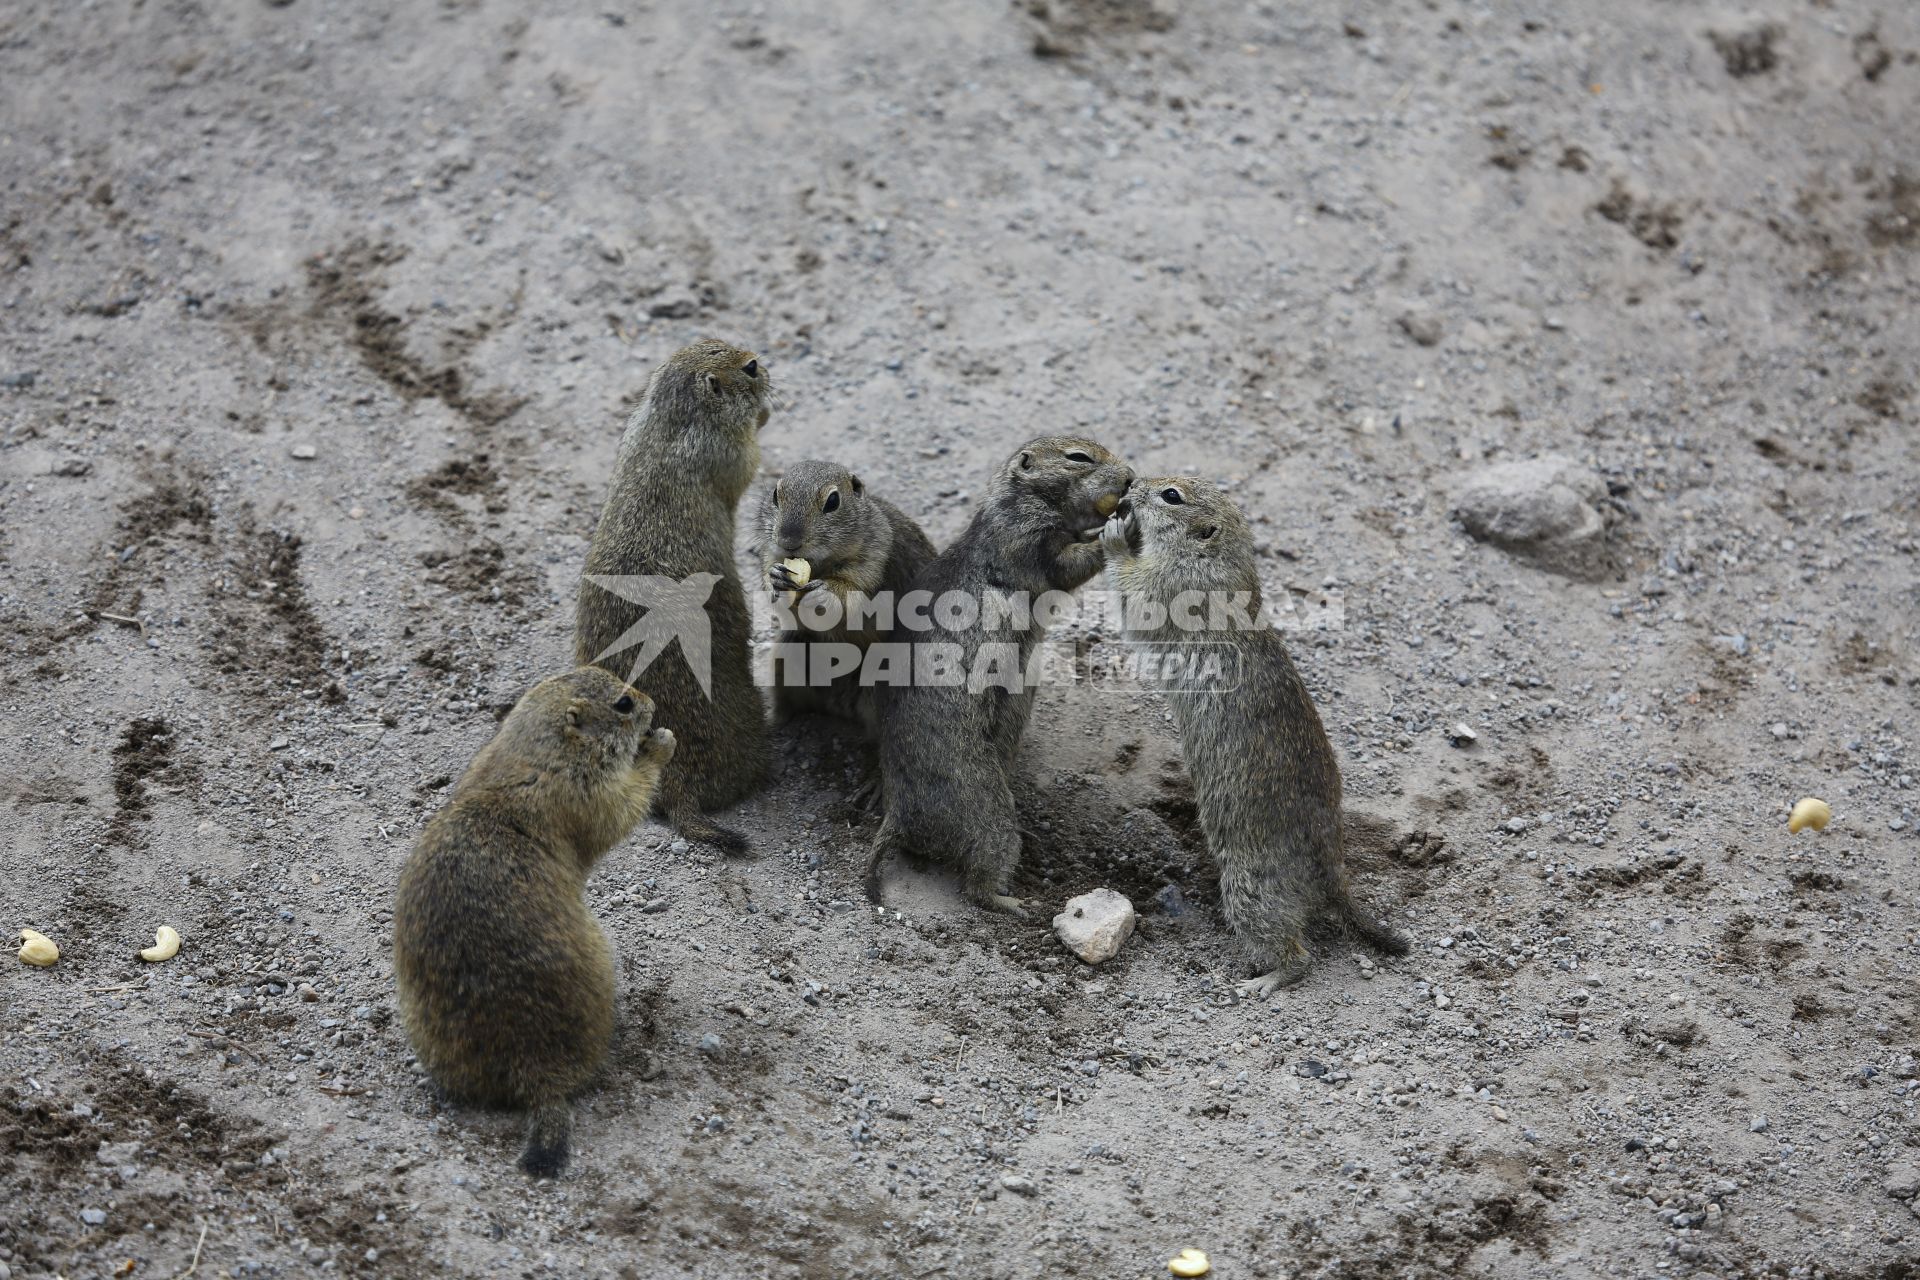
[3,1,1919,1276]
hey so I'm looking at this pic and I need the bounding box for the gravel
[2,2,1916,1278]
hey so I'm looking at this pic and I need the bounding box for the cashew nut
[1168,1249,1211,1278]
[139,926,181,963]
[781,557,812,587]
[18,928,58,967]
[1788,797,1831,834]
[1096,493,1121,517]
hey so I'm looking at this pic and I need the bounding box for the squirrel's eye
[1161,488,1185,505]
[822,489,840,513]
[741,358,759,378]
[613,694,636,714]
[770,483,780,506]
[1065,451,1094,464]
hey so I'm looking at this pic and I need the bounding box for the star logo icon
[581,573,721,697]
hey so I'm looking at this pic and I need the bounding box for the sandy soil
[3,1,1919,1276]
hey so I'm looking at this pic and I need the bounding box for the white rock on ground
[1053,889,1136,965]
[1449,454,1612,579]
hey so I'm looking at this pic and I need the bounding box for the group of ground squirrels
[393,338,1408,1176]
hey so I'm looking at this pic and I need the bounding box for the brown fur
[758,458,937,733]
[575,338,771,853]
[866,437,1132,914]
[1102,477,1407,996]
[393,667,675,1176]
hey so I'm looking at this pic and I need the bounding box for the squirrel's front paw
[769,564,826,597]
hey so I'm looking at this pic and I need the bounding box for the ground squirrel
[575,338,771,853]
[1101,477,1408,997]
[864,437,1132,914]
[393,667,676,1177]
[758,458,937,733]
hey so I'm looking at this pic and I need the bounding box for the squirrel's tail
[660,777,749,855]
[864,825,907,905]
[518,1101,572,1179]
[1341,899,1410,957]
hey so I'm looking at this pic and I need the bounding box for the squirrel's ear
[1197,524,1219,542]
[849,473,864,495]
[705,373,723,396]
[566,699,587,726]
[1018,451,1033,472]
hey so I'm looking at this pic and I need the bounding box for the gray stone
[1398,309,1443,346]
[1451,455,1613,579]
[96,1141,139,1166]
[648,290,699,319]
[1000,1174,1038,1196]
[79,1208,107,1226]
[1053,889,1136,965]
[1885,1162,1920,1200]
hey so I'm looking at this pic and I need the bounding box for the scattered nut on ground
[139,926,181,963]
[1789,797,1832,833]
[1168,1248,1211,1277]
[17,928,58,967]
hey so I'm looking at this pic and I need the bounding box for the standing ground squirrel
[865,437,1132,915]
[576,338,771,853]
[1102,477,1408,997]
[393,667,676,1177]
[758,458,937,734]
